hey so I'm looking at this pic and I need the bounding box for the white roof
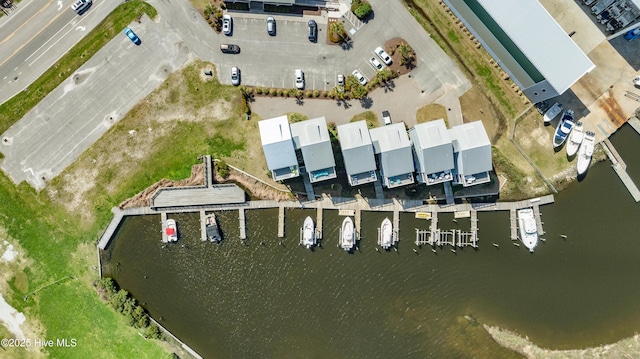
[443,0,594,98]
[259,115,292,145]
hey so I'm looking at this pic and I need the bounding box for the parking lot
[214,13,412,91]
[0,16,191,190]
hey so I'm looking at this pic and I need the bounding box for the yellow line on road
[0,0,69,68]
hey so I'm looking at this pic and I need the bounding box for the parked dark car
[308,20,317,42]
[220,44,240,54]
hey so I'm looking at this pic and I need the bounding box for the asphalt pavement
[0,16,191,190]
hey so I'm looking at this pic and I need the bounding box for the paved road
[0,16,191,189]
[0,0,119,105]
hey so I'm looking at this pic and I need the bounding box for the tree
[351,84,367,99]
[329,21,347,43]
[353,2,372,19]
[398,42,415,67]
[145,323,162,340]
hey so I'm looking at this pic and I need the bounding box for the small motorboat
[205,214,221,243]
[165,219,178,242]
[339,217,355,252]
[566,121,584,157]
[378,217,393,250]
[543,103,562,124]
[553,110,575,149]
[300,216,316,249]
[577,131,596,175]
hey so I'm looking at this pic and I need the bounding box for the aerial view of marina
[1,0,640,358]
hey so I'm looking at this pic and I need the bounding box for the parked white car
[352,70,367,86]
[222,15,232,35]
[374,46,392,65]
[231,66,240,86]
[369,57,384,71]
[295,69,305,89]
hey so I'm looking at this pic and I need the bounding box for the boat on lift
[566,121,584,157]
[339,217,355,252]
[577,131,596,175]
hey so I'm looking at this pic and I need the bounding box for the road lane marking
[0,0,36,30]
[0,0,61,67]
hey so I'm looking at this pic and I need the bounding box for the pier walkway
[98,195,554,249]
[601,140,640,202]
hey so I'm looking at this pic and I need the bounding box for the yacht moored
[517,208,538,252]
[165,219,178,242]
[339,217,355,252]
[378,217,393,250]
[205,214,221,243]
[300,216,316,249]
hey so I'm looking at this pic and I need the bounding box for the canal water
[102,125,640,358]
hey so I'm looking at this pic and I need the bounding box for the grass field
[0,1,176,357]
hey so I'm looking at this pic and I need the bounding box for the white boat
[553,110,575,149]
[566,121,584,157]
[517,208,538,252]
[339,217,355,251]
[165,219,178,242]
[205,214,221,243]
[300,216,316,249]
[577,131,596,175]
[379,217,393,249]
[543,103,562,123]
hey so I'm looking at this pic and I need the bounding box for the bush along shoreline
[94,278,162,340]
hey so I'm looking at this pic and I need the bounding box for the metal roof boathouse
[290,117,337,184]
[449,121,492,187]
[337,121,377,186]
[442,0,595,104]
[409,119,455,186]
[369,123,415,189]
[258,116,299,182]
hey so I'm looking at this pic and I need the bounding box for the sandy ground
[0,229,44,357]
[485,324,640,358]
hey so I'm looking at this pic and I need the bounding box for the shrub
[269,88,277,96]
[216,160,230,179]
[278,89,285,96]
[306,90,313,98]
[256,88,263,94]
[313,90,320,97]
[146,324,162,340]
[351,0,372,20]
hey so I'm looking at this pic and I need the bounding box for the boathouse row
[258,116,493,190]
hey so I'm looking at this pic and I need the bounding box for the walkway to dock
[601,140,640,202]
[98,194,554,250]
[300,167,316,200]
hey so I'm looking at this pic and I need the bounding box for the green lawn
[0,1,172,357]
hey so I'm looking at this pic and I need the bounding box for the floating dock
[161,212,168,243]
[509,209,517,240]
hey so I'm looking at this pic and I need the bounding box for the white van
[71,0,91,14]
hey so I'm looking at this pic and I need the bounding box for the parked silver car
[231,66,241,86]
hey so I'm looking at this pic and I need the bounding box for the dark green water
[102,125,640,358]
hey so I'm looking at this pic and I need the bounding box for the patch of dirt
[416,103,448,124]
[48,167,99,221]
[384,37,416,77]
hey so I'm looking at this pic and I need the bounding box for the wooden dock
[239,208,246,240]
[161,212,168,243]
[601,140,640,202]
[97,208,125,250]
[392,199,400,243]
[470,210,478,242]
[199,210,207,241]
[204,155,213,188]
[532,205,544,235]
[509,209,517,240]
[277,205,285,238]
[316,206,323,240]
